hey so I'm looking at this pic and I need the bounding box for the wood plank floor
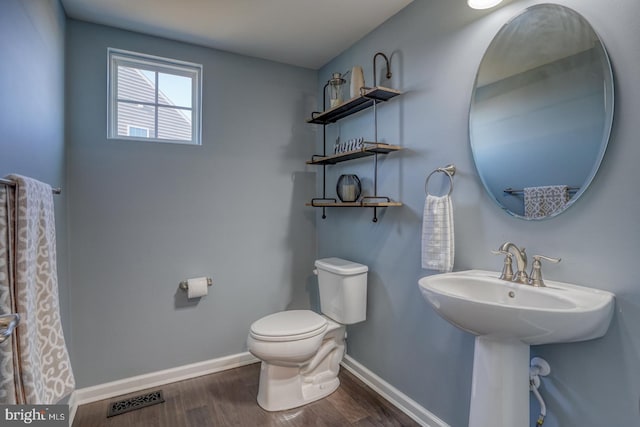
[72,363,421,426]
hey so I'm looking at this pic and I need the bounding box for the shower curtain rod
[0,178,62,194]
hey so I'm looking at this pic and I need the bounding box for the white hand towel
[421,194,454,272]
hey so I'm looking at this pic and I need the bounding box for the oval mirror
[469,4,614,220]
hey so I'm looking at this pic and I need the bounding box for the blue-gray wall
[65,20,318,387]
[0,0,69,332]
[5,1,640,425]
[318,0,640,426]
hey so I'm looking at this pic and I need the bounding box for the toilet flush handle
[313,269,318,276]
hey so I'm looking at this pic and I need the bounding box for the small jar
[337,174,362,202]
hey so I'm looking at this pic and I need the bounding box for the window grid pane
[117,66,156,103]
[117,102,156,138]
[158,107,192,141]
[108,48,201,145]
[159,73,192,108]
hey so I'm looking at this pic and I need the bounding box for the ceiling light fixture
[467,0,503,10]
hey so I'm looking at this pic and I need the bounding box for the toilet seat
[250,310,327,342]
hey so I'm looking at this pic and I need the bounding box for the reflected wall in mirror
[469,4,614,220]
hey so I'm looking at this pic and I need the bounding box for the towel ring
[425,164,456,197]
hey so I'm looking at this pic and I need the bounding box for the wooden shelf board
[307,143,402,165]
[306,201,402,208]
[306,86,402,125]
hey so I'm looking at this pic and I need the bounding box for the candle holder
[336,174,361,202]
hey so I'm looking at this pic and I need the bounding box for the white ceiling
[61,0,414,70]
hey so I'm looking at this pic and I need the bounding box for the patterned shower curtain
[0,185,18,403]
[0,175,75,404]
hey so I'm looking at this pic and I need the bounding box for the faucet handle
[529,255,561,287]
[533,255,561,264]
[491,250,514,281]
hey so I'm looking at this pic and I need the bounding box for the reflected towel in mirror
[524,185,570,219]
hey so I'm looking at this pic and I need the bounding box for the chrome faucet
[493,242,562,287]
[496,242,529,284]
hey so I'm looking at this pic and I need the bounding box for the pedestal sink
[418,270,614,427]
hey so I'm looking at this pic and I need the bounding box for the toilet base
[256,362,340,411]
[255,324,345,412]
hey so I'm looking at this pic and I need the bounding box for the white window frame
[107,48,202,145]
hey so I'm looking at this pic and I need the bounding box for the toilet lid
[250,310,327,342]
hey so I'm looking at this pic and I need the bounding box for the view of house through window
[108,49,202,145]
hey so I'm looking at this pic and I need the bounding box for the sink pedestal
[469,336,529,427]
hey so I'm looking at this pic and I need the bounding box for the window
[127,126,149,137]
[107,48,202,145]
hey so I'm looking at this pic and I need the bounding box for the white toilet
[247,257,368,411]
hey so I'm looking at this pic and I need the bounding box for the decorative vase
[337,174,362,202]
[350,66,365,98]
[328,72,346,108]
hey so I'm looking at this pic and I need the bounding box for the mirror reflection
[469,4,614,219]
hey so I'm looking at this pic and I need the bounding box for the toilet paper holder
[179,277,213,291]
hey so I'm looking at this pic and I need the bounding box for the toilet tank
[315,257,368,324]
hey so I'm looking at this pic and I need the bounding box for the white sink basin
[418,269,615,427]
[418,269,614,345]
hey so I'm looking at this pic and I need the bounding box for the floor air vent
[107,390,165,417]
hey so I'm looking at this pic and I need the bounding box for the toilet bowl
[248,310,345,411]
[247,258,368,411]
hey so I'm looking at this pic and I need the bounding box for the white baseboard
[69,352,258,425]
[341,355,450,427]
[67,392,77,426]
